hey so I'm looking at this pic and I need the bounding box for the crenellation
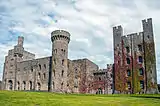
[2,18,157,95]
[113,18,158,94]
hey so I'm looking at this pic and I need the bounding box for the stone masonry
[113,18,158,94]
[2,30,113,94]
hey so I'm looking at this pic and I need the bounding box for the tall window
[44,64,46,69]
[17,81,20,90]
[37,83,41,91]
[126,46,130,53]
[139,68,144,76]
[127,69,131,76]
[138,45,142,51]
[43,73,46,79]
[39,64,41,70]
[8,80,13,90]
[62,59,64,65]
[53,70,55,77]
[127,81,131,90]
[61,82,63,89]
[126,58,130,64]
[38,73,41,79]
[23,81,26,90]
[140,80,144,89]
[29,81,32,90]
[138,56,143,63]
[61,70,64,77]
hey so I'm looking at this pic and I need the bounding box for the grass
[0,91,160,106]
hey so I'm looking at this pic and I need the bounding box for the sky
[0,0,160,83]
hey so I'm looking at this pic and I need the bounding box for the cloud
[0,0,160,84]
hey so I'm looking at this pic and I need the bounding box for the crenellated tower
[142,18,158,93]
[51,30,70,93]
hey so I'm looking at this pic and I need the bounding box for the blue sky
[0,0,160,83]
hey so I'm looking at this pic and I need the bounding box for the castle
[1,30,113,94]
[1,18,158,94]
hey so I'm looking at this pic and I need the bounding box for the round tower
[51,30,70,93]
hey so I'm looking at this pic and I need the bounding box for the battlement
[113,25,122,31]
[51,30,70,43]
[142,18,152,23]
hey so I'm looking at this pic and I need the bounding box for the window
[62,59,64,65]
[140,80,144,89]
[126,46,130,53]
[44,64,46,69]
[126,58,130,64]
[127,81,131,90]
[8,80,13,90]
[138,56,143,63]
[31,67,33,72]
[61,70,64,77]
[11,58,14,61]
[75,68,78,74]
[37,83,41,91]
[43,73,46,79]
[61,82,63,89]
[110,74,113,78]
[147,35,150,39]
[53,70,55,77]
[38,73,41,79]
[99,77,101,81]
[39,64,41,70]
[127,69,131,76]
[17,82,20,90]
[138,45,142,51]
[139,68,144,76]
[23,81,26,90]
[29,81,32,90]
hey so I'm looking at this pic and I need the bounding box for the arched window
[61,70,64,77]
[43,73,46,79]
[39,64,41,70]
[62,59,64,65]
[126,46,130,53]
[37,83,41,91]
[126,58,130,64]
[8,80,13,90]
[127,69,131,76]
[138,56,143,63]
[139,68,144,76]
[17,81,20,90]
[29,81,32,90]
[44,64,46,69]
[23,81,26,90]
[53,70,55,77]
[38,73,41,79]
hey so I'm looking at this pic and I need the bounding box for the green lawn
[0,91,160,106]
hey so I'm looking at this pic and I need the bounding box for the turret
[51,30,70,92]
